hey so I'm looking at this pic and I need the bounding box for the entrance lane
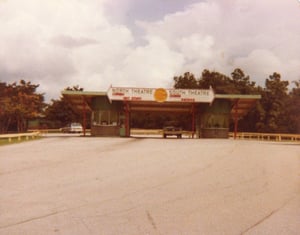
[0,137,299,234]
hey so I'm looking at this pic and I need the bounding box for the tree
[0,82,12,133]
[0,80,45,133]
[65,85,84,91]
[172,69,297,133]
[45,98,81,127]
[231,68,258,94]
[44,85,84,127]
[174,72,198,89]
[257,73,289,132]
[199,69,236,94]
[286,80,300,133]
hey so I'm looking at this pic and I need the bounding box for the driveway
[0,136,299,234]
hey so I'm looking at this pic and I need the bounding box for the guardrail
[4,129,297,143]
[229,132,300,142]
[0,131,42,143]
[131,129,300,142]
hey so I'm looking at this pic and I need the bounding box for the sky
[0,0,300,101]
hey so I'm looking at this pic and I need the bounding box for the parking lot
[0,135,299,234]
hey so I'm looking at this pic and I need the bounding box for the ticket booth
[199,99,231,138]
[90,96,123,136]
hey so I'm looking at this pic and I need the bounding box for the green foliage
[0,135,43,146]
[257,73,290,133]
[65,85,84,91]
[44,98,79,127]
[230,68,258,94]
[286,80,300,133]
[199,69,235,93]
[44,85,84,127]
[173,69,299,134]
[174,68,260,94]
[174,72,198,89]
[1,70,298,134]
[0,80,45,133]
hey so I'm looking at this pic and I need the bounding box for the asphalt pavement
[0,135,299,234]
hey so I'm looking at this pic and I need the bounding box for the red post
[192,104,195,138]
[82,100,87,137]
[125,102,130,137]
[234,100,239,139]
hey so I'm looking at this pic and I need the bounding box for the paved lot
[0,135,299,234]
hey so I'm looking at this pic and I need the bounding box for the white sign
[107,86,214,103]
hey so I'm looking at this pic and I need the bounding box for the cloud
[120,36,185,87]
[0,0,133,99]
[233,50,282,84]
[136,0,300,83]
[234,49,300,86]
[0,0,300,101]
[50,35,99,49]
[177,34,215,61]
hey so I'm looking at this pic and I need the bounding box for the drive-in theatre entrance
[62,86,261,138]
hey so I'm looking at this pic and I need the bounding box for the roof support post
[234,100,239,139]
[125,102,130,137]
[191,103,195,138]
[82,98,87,137]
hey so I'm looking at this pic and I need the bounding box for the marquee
[107,86,215,103]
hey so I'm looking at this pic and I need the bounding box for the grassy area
[0,136,43,146]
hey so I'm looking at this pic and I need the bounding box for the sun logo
[154,88,168,102]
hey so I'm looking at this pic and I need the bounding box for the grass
[0,136,43,146]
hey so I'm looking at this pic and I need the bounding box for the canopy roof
[62,90,261,118]
[215,94,261,119]
[62,90,106,113]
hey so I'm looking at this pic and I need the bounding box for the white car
[61,123,83,133]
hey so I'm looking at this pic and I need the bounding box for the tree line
[132,69,299,133]
[172,69,300,133]
[0,68,299,133]
[0,80,45,133]
[0,82,82,133]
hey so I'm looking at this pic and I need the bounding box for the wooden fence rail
[0,131,42,143]
[131,129,300,142]
[2,130,298,143]
[229,132,300,142]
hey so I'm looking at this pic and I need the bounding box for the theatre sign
[107,86,215,103]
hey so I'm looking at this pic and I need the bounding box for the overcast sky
[1,0,300,101]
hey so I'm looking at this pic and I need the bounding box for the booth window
[92,110,118,126]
